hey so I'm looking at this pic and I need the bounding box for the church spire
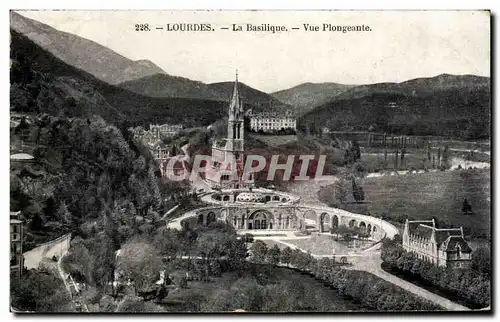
[229,70,242,121]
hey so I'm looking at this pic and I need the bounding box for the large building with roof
[248,110,296,133]
[402,219,472,268]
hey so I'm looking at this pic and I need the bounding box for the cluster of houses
[130,123,187,179]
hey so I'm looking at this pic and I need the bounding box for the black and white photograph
[8,9,491,313]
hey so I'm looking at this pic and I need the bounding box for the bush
[381,238,490,308]
[249,243,441,311]
[179,276,188,288]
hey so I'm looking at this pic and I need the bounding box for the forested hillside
[10,30,227,128]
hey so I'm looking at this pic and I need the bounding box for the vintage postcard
[9,10,491,313]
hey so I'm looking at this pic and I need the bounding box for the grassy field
[320,169,491,239]
[249,134,298,148]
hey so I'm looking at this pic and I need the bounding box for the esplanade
[170,187,398,241]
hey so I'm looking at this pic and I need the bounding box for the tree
[266,244,281,265]
[10,270,71,312]
[427,141,431,161]
[250,240,268,263]
[308,122,317,137]
[471,246,491,276]
[241,233,254,250]
[352,178,365,203]
[352,140,361,162]
[400,148,406,169]
[332,179,349,205]
[437,147,442,168]
[343,140,361,165]
[441,145,451,169]
[57,201,72,226]
[394,148,399,170]
[462,198,473,215]
[280,247,292,267]
[352,162,366,179]
[117,237,163,294]
[384,148,388,169]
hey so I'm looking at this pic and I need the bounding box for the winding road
[23,234,71,269]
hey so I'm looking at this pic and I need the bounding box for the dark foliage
[381,238,490,308]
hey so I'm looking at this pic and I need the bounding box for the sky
[17,10,490,93]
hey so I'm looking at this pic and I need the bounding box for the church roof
[435,229,463,245]
[407,219,468,248]
[407,220,434,239]
[251,111,296,119]
[412,225,434,240]
[441,236,472,253]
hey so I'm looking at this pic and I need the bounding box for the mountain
[300,74,491,140]
[271,82,355,115]
[118,74,224,101]
[333,74,490,101]
[10,29,227,128]
[206,81,290,113]
[10,11,166,84]
[119,76,290,113]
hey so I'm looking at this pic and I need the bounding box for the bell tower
[207,71,250,189]
[226,70,244,163]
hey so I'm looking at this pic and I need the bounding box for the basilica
[205,72,253,189]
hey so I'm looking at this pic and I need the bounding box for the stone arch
[319,212,330,233]
[207,212,216,225]
[265,195,271,202]
[304,209,316,220]
[222,195,230,202]
[373,226,377,232]
[215,195,222,201]
[331,215,339,228]
[281,197,288,202]
[367,224,372,233]
[273,195,280,201]
[197,213,204,225]
[348,219,357,228]
[248,210,274,230]
[359,221,366,231]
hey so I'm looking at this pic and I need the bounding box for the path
[346,253,470,311]
[166,179,471,311]
[265,237,469,311]
[56,253,89,312]
[23,234,71,270]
